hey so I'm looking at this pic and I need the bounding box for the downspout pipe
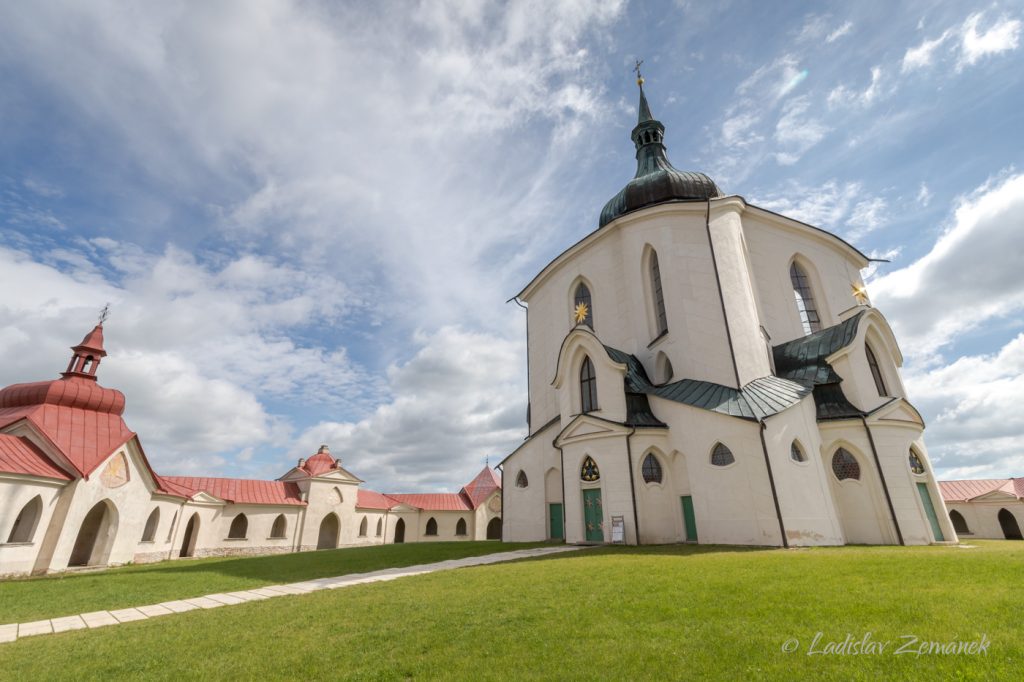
[625,426,641,545]
[860,416,904,546]
[758,420,788,548]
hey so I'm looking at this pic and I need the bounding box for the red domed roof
[0,377,126,415]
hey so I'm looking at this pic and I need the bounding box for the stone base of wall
[132,550,168,564]
[189,545,296,559]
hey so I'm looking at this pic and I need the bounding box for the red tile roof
[300,449,340,477]
[356,489,399,510]
[460,466,501,508]
[938,478,1024,502]
[0,433,72,481]
[386,493,473,511]
[162,476,305,506]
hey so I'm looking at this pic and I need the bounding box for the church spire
[635,60,654,123]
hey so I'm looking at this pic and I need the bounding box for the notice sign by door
[611,515,625,544]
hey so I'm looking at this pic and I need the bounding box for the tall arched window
[649,250,668,336]
[949,510,970,534]
[270,514,288,539]
[141,508,160,542]
[641,453,663,483]
[359,516,368,537]
[516,470,529,488]
[425,517,438,536]
[710,443,735,467]
[456,518,467,536]
[573,283,593,328]
[580,356,598,413]
[866,343,887,396]
[831,448,860,481]
[376,518,383,537]
[228,514,248,539]
[6,495,42,543]
[790,262,821,335]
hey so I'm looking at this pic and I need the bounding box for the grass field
[1,540,1021,680]
[0,541,544,624]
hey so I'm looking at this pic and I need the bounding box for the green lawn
[1,540,1021,680]
[0,541,545,624]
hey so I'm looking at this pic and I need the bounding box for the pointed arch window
[580,356,598,413]
[831,448,860,481]
[581,456,600,482]
[141,508,160,542]
[790,441,807,463]
[649,250,668,336]
[425,517,438,536]
[7,495,42,543]
[375,518,383,537]
[456,518,467,536]
[515,470,529,488]
[908,449,925,475]
[790,262,821,335]
[270,514,288,539]
[228,514,248,539]
[359,516,368,537]
[711,443,735,466]
[866,343,887,396]
[573,283,593,328]
[641,453,663,484]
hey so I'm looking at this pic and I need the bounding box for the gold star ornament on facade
[574,302,589,324]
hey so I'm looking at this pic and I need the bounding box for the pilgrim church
[500,73,957,548]
[0,324,502,577]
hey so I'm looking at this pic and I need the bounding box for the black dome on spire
[599,80,721,228]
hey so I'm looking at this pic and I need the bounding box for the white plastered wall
[0,476,67,576]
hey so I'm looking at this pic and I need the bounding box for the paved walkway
[0,545,584,644]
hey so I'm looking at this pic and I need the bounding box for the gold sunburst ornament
[574,302,589,324]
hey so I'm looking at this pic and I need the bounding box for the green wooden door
[681,496,697,542]
[582,489,603,542]
[549,503,564,540]
[916,483,944,541]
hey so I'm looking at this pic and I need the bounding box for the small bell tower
[61,306,110,381]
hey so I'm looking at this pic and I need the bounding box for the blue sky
[1,0,1022,492]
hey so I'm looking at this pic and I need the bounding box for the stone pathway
[0,545,584,644]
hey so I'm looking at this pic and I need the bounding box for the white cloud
[290,326,526,492]
[737,54,807,102]
[751,180,863,229]
[901,30,951,72]
[871,171,1024,359]
[826,21,853,43]
[720,111,763,148]
[916,182,932,206]
[958,12,1022,69]
[772,96,829,165]
[904,333,1024,478]
[827,66,884,109]
[846,196,888,240]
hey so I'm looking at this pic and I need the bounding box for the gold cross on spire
[634,58,644,86]
[98,303,111,325]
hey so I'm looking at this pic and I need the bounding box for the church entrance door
[549,503,563,540]
[916,483,944,541]
[582,489,603,542]
[680,496,697,542]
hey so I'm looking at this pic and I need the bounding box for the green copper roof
[599,81,721,228]
[772,312,867,420]
[603,346,810,422]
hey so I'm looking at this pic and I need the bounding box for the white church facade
[0,325,502,577]
[500,75,957,548]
